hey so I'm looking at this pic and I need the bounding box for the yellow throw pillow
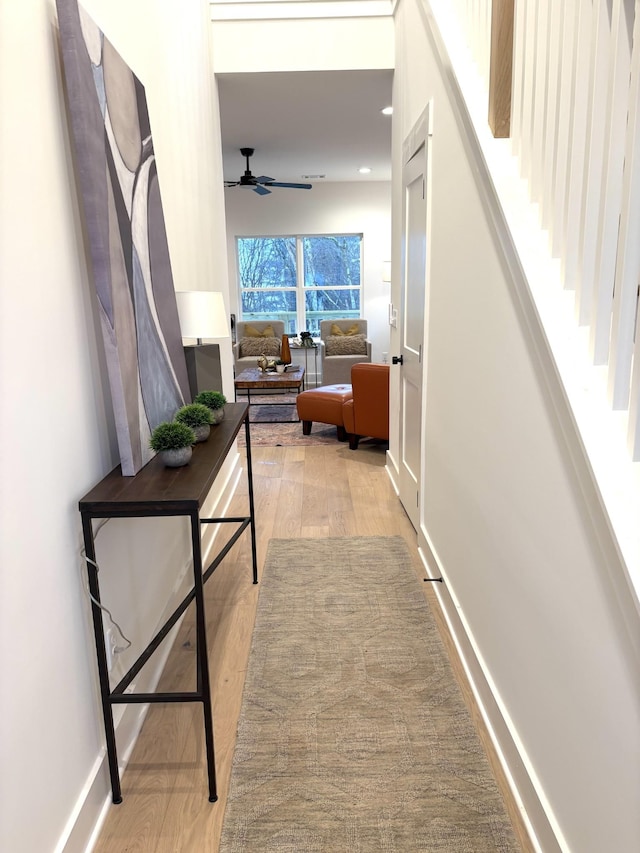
[330,322,361,336]
[244,324,274,338]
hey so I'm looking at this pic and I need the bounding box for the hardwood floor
[93,441,534,852]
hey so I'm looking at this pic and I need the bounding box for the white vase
[276,364,286,374]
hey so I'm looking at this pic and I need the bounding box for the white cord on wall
[80,518,132,653]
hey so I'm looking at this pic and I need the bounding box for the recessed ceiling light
[358,167,372,174]
[381,106,393,115]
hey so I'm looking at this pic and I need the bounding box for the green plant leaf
[149,421,196,451]
[175,403,214,427]
[194,390,227,410]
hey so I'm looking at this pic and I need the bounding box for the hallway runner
[220,536,520,852]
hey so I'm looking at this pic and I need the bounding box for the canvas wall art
[56,0,190,475]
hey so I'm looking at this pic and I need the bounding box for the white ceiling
[217,69,393,189]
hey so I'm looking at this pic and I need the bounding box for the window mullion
[296,237,305,333]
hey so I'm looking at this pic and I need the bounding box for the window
[237,234,362,336]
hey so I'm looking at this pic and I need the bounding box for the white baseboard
[58,621,180,853]
[60,450,243,853]
[417,532,567,853]
[385,449,400,493]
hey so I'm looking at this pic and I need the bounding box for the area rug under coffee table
[235,393,343,446]
[220,536,519,852]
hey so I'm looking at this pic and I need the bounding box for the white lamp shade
[175,291,229,339]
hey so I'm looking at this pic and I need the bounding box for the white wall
[224,181,392,365]
[211,16,394,74]
[391,1,640,851]
[0,2,233,851]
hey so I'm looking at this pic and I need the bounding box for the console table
[79,402,257,804]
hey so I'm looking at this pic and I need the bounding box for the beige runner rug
[220,536,520,852]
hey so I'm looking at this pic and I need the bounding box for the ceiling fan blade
[226,149,311,194]
[265,182,312,190]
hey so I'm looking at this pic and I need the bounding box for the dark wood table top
[78,403,248,515]
[234,366,305,390]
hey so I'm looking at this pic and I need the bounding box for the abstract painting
[56,0,190,475]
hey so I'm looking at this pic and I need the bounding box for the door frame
[397,104,433,533]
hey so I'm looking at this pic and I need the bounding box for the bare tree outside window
[237,234,361,335]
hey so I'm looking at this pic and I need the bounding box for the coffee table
[234,365,306,423]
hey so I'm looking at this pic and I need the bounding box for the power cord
[80,519,132,653]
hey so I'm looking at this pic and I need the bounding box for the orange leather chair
[342,363,390,450]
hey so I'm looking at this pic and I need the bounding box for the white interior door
[397,111,430,529]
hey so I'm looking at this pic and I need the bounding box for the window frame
[236,232,363,336]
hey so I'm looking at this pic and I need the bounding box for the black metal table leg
[81,513,123,804]
[189,510,218,802]
[243,414,259,584]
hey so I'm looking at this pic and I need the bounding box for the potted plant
[274,358,286,374]
[175,403,213,442]
[194,390,227,424]
[149,421,196,467]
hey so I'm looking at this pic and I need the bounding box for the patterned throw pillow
[239,336,281,357]
[325,334,367,356]
[244,324,275,337]
[330,322,361,336]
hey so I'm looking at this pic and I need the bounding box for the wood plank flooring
[93,442,534,852]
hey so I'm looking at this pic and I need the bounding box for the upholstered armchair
[233,320,285,375]
[342,363,389,450]
[319,319,372,385]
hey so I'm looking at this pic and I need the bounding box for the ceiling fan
[224,147,312,196]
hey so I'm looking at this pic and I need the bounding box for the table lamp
[175,291,229,400]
